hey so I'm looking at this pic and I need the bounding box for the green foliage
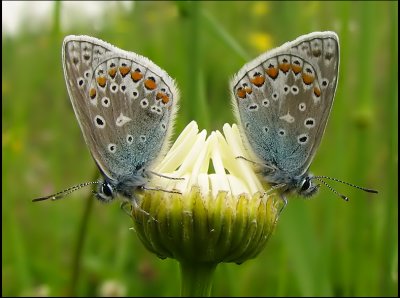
[2,1,397,296]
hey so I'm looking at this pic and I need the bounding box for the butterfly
[34,35,179,204]
[230,31,377,205]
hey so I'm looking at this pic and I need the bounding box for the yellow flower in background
[251,2,270,16]
[2,79,10,95]
[248,32,273,53]
[3,131,23,155]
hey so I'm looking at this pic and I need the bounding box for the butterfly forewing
[62,36,179,182]
[231,32,339,178]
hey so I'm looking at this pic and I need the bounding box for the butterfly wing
[62,36,179,182]
[231,32,339,178]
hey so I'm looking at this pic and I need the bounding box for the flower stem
[179,261,217,297]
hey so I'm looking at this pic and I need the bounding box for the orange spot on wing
[245,87,252,94]
[108,68,117,79]
[162,95,170,104]
[251,75,265,87]
[266,66,279,79]
[131,71,143,82]
[313,86,321,97]
[96,76,107,88]
[89,88,96,99]
[279,63,290,73]
[119,66,131,77]
[291,64,302,74]
[237,87,247,99]
[156,92,170,104]
[144,79,157,90]
[302,73,314,85]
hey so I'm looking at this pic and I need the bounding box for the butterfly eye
[300,178,311,191]
[95,182,115,202]
[102,183,113,197]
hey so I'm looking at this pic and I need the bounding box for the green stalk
[181,1,209,130]
[68,171,98,296]
[179,261,217,297]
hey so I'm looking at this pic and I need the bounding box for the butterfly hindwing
[231,32,339,178]
[62,36,179,183]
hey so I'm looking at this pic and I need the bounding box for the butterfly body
[62,36,179,202]
[231,32,339,198]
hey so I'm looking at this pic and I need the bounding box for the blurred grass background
[2,1,398,296]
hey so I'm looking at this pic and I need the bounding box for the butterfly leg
[120,200,133,217]
[142,185,182,195]
[149,170,185,181]
[262,183,287,215]
[236,156,276,172]
[235,155,260,165]
[278,194,288,215]
[128,193,159,223]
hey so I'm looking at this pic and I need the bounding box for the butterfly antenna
[312,177,349,201]
[314,176,378,193]
[32,181,100,202]
[312,176,378,202]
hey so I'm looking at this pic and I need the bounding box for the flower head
[130,121,281,264]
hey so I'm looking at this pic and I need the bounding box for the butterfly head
[95,168,149,203]
[265,170,320,198]
[280,173,378,201]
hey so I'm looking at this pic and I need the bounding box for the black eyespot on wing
[96,117,104,126]
[299,136,307,142]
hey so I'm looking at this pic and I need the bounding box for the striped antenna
[32,181,100,202]
[311,176,378,201]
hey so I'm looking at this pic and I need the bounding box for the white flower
[131,121,280,264]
